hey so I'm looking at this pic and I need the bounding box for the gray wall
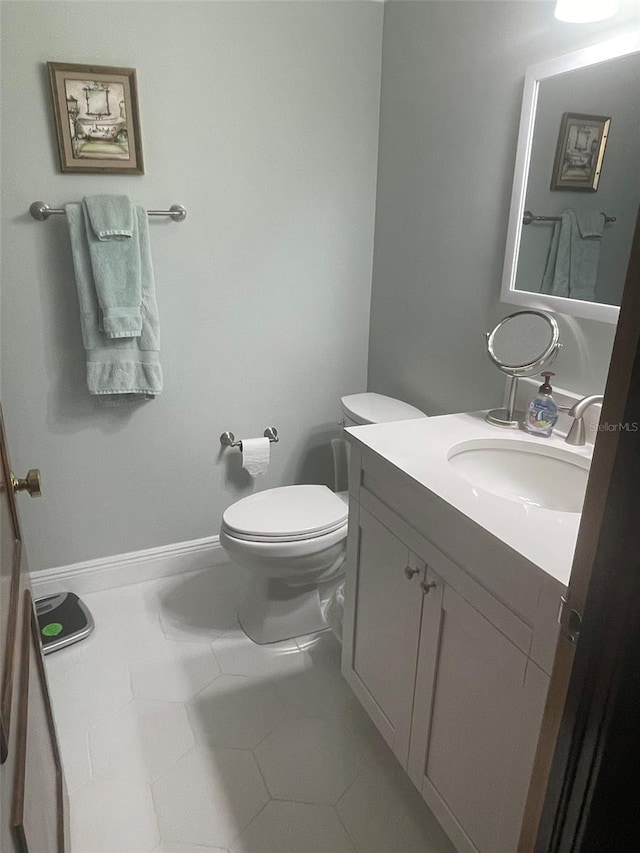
[368,0,634,415]
[1,1,383,571]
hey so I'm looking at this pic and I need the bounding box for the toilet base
[237,577,330,645]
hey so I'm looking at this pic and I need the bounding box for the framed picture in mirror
[550,112,610,192]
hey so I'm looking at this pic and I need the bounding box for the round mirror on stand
[485,310,561,428]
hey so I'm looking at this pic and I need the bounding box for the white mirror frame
[501,30,640,325]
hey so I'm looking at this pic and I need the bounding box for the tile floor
[44,565,455,853]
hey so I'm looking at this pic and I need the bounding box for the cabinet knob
[404,566,420,580]
[11,468,42,498]
[420,579,437,595]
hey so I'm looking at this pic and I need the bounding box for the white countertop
[346,411,593,588]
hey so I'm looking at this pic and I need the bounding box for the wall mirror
[501,31,640,325]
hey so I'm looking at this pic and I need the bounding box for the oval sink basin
[447,439,589,513]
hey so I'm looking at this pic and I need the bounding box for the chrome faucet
[564,395,604,446]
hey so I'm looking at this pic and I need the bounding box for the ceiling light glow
[554,0,620,23]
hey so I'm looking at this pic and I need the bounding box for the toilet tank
[340,392,427,428]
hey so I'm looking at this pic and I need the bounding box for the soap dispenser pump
[524,372,559,438]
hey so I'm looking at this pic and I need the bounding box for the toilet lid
[222,485,348,541]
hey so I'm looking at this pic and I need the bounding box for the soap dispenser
[524,372,559,438]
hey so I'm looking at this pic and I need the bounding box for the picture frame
[550,112,610,192]
[47,62,144,175]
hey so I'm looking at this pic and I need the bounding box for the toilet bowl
[220,393,427,644]
[221,485,349,644]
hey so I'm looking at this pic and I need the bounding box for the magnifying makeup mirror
[485,310,561,428]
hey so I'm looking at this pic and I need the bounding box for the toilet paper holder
[220,427,279,451]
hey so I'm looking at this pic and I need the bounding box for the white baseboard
[31,535,228,599]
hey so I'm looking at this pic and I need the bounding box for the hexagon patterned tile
[337,742,457,853]
[152,747,269,848]
[44,571,453,853]
[211,628,303,680]
[187,674,285,749]
[46,656,132,733]
[230,801,357,853]
[89,699,195,784]
[79,584,167,665]
[129,640,222,702]
[70,777,160,853]
[273,637,360,719]
[255,716,365,804]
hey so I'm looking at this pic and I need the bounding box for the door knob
[420,579,437,595]
[11,469,42,498]
[404,566,420,580]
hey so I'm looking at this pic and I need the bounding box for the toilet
[220,393,427,644]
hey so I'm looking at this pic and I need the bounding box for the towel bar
[522,209,615,226]
[29,201,187,222]
[220,427,279,451]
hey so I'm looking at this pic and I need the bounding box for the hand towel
[83,194,133,240]
[576,210,605,239]
[541,209,604,302]
[83,195,142,338]
[66,203,163,401]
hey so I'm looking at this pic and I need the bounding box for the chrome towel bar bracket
[220,427,279,451]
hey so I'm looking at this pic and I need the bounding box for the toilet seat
[222,485,348,543]
[221,521,348,561]
[222,523,347,544]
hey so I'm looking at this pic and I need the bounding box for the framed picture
[47,62,144,174]
[550,112,610,192]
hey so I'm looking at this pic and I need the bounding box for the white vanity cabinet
[341,502,426,768]
[410,577,549,853]
[342,441,559,853]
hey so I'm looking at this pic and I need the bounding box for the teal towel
[83,195,142,338]
[84,194,133,240]
[66,203,163,401]
[576,210,605,239]
[541,209,604,302]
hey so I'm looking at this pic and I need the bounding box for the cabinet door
[409,582,549,853]
[342,505,426,768]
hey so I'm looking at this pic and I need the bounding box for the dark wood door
[0,404,68,852]
[525,214,640,848]
[1,407,22,762]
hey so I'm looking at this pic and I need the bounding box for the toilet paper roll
[241,437,270,477]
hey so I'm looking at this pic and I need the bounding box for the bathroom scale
[35,592,95,654]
